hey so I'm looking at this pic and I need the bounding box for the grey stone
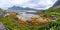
[0,22,9,30]
[50,15,57,20]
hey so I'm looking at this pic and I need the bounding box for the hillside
[53,0,60,8]
[46,8,60,17]
[53,0,60,7]
[0,7,60,30]
[39,7,60,30]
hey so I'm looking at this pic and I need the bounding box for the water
[7,10,38,20]
[18,11,37,20]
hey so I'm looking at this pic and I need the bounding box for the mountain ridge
[8,6,37,10]
[53,0,60,8]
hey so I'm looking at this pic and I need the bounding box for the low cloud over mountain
[0,0,57,9]
[8,5,36,10]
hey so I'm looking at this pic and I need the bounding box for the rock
[0,12,8,18]
[0,22,9,30]
[50,15,57,20]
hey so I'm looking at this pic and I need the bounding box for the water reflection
[18,12,37,20]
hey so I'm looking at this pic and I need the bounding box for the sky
[0,0,57,10]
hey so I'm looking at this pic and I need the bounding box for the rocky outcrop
[0,12,9,18]
[0,22,9,30]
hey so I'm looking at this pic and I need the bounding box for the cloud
[0,0,57,9]
[23,0,57,9]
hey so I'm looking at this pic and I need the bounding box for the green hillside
[0,8,60,30]
[41,8,60,30]
[46,8,60,18]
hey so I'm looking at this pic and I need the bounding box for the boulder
[0,22,9,30]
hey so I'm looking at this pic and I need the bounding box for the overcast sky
[0,0,57,9]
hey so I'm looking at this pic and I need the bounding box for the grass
[0,8,60,30]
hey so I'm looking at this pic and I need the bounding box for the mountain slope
[53,0,60,8]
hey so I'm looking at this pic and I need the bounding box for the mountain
[8,6,36,10]
[53,0,60,8]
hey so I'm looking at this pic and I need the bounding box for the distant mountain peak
[8,5,36,10]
